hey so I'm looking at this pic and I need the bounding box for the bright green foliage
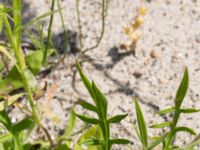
[76,62,129,150]
[75,125,103,150]
[134,98,148,149]
[133,67,200,150]
[0,110,35,150]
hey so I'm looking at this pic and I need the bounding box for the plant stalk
[3,5,54,147]
[43,0,55,65]
[164,109,180,149]
[13,0,21,49]
[82,0,106,53]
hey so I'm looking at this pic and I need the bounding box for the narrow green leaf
[180,108,200,113]
[134,97,148,148]
[76,114,99,124]
[92,82,108,118]
[173,139,200,150]
[109,138,130,145]
[64,109,76,138]
[13,117,34,133]
[173,126,196,135]
[156,107,175,115]
[108,114,128,124]
[147,133,168,150]
[80,139,103,146]
[77,62,94,100]
[150,122,171,129]
[175,67,189,108]
[78,99,98,113]
[0,110,12,132]
[14,8,62,33]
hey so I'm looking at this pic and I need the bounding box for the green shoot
[76,62,129,150]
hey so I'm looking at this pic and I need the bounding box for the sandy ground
[10,0,200,149]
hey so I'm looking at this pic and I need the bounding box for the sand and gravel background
[9,0,200,149]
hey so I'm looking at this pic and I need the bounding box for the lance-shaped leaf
[109,138,130,145]
[64,109,76,138]
[175,67,189,108]
[0,110,12,132]
[134,97,148,148]
[77,62,95,101]
[92,82,108,118]
[173,126,196,135]
[150,122,171,129]
[108,114,128,124]
[14,8,62,33]
[13,117,34,133]
[78,99,98,113]
[180,108,200,113]
[147,133,168,150]
[76,114,99,124]
[156,107,175,115]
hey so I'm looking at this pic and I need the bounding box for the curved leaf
[76,113,99,124]
[175,67,189,108]
[173,126,196,135]
[134,97,148,148]
[150,122,171,129]
[78,99,98,113]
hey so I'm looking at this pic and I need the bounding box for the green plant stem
[13,0,21,49]
[3,15,25,69]
[164,110,180,149]
[82,0,106,53]
[57,0,68,53]
[43,0,55,65]
[101,116,110,149]
[3,14,54,148]
[76,0,83,48]
[4,14,39,128]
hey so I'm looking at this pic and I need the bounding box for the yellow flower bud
[129,31,141,41]
[124,27,131,35]
[131,16,144,29]
[139,6,148,16]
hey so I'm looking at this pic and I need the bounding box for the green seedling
[76,62,129,150]
[133,67,200,150]
[0,0,54,147]
[0,110,35,150]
